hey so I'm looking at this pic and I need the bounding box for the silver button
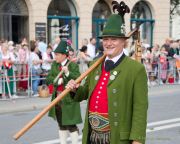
[113,71,118,76]
[114,122,118,126]
[96,101,98,104]
[105,73,108,76]
[113,102,117,107]
[102,82,104,85]
[112,89,117,93]
[114,113,118,117]
[97,96,99,98]
[103,78,106,80]
[100,86,102,89]
[110,75,115,80]
[98,91,101,94]
[95,106,98,109]
[95,75,99,80]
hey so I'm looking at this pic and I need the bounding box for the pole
[13,54,106,140]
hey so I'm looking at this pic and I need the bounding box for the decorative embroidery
[89,112,110,132]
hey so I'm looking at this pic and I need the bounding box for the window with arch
[131,1,153,46]
[92,0,111,46]
[0,0,29,43]
[47,0,78,47]
[48,0,76,16]
[131,1,152,19]
[92,0,111,19]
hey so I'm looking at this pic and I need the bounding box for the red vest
[89,66,110,113]
[89,66,110,132]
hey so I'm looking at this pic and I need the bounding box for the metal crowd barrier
[0,58,179,100]
[0,63,47,100]
[145,57,180,86]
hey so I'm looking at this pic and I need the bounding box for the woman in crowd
[159,47,168,84]
[1,43,16,98]
[78,45,92,74]
[18,44,29,80]
[17,44,30,91]
[41,45,54,84]
[151,44,160,79]
[30,41,43,96]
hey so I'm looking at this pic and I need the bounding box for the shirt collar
[61,59,68,66]
[105,51,124,63]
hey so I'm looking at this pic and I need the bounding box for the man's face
[102,37,126,58]
[55,53,67,63]
[47,48,52,54]
[91,38,96,45]
[68,51,74,60]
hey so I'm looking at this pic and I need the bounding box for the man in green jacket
[66,1,148,144]
[46,40,82,144]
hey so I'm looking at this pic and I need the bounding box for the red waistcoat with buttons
[89,65,110,113]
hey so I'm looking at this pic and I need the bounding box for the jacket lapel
[91,63,102,90]
[108,68,121,86]
[108,57,127,86]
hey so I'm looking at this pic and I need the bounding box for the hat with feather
[99,1,130,38]
[54,40,71,55]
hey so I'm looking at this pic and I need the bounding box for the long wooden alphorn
[13,54,106,140]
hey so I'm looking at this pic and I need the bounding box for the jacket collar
[92,55,127,88]
[108,56,127,86]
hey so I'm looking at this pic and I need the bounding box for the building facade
[172,12,180,40]
[0,0,170,49]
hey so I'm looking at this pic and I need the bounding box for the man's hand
[66,80,80,92]
[132,141,142,144]
[58,78,63,85]
[62,66,69,76]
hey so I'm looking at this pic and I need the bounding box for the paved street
[0,85,180,144]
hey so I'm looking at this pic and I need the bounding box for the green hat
[54,40,70,55]
[99,1,130,38]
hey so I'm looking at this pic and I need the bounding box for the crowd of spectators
[0,37,180,99]
[140,38,180,85]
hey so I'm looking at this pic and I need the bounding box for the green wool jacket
[46,60,82,125]
[74,56,148,144]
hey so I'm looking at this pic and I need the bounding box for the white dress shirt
[105,51,124,64]
[87,43,96,59]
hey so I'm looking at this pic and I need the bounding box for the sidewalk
[0,96,51,114]
[148,84,180,96]
[0,84,179,114]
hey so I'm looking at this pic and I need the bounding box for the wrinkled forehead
[102,37,126,42]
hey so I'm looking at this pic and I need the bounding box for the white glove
[58,78,63,85]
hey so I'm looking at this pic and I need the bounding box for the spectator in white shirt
[87,37,96,59]
[30,41,43,96]
[42,45,54,73]
[38,39,47,53]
